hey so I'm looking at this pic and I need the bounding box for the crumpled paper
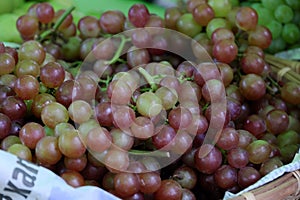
[224,149,300,199]
[0,150,120,200]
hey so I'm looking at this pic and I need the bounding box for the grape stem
[138,67,158,91]
[38,6,76,42]
[129,149,170,158]
[107,34,130,65]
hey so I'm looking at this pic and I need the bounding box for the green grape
[208,0,232,17]
[230,0,239,7]
[265,20,282,39]
[250,3,264,10]
[136,92,163,118]
[176,13,202,38]
[253,6,274,25]
[285,0,300,10]
[292,11,300,27]
[274,4,294,23]
[206,18,232,39]
[282,23,300,44]
[262,0,284,10]
[266,37,286,54]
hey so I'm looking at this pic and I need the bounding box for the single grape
[41,102,69,129]
[237,166,261,189]
[246,140,272,164]
[36,2,55,24]
[192,3,215,27]
[281,23,300,44]
[78,16,100,38]
[208,0,232,17]
[239,74,266,101]
[7,143,32,161]
[176,13,202,38]
[235,7,258,31]
[228,147,249,168]
[14,75,40,100]
[214,165,238,189]
[99,10,125,34]
[19,122,45,149]
[136,92,163,118]
[0,53,15,75]
[274,4,294,23]
[128,4,150,28]
[154,179,183,200]
[35,136,62,165]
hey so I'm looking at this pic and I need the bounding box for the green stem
[129,149,171,158]
[39,6,75,41]
[138,67,158,91]
[107,35,130,65]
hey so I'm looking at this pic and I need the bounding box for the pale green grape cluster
[244,0,300,53]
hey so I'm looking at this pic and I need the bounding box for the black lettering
[4,181,30,199]
[0,193,12,200]
[16,157,38,175]
[12,168,36,187]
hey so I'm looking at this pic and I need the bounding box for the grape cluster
[242,0,300,53]
[0,1,299,200]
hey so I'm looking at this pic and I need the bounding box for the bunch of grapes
[242,0,300,53]
[0,1,299,200]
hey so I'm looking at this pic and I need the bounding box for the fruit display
[0,0,300,200]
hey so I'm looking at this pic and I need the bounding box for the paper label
[0,150,120,200]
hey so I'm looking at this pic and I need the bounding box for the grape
[15,59,40,78]
[68,100,92,124]
[243,114,266,138]
[265,20,282,40]
[274,4,294,23]
[164,7,182,30]
[0,53,15,75]
[237,166,261,189]
[128,4,150,28]
[211,28,235,45]
[265,109,289,135]
[261,0,284,10]
[18,40,46,65]
[246,140,272,164]
[277,130,299,148]
[248,25,272,49]
[99,10,126,34]
[152,125,176,150]
[259,157,283,176]
[7,143,32,161]
[192,3,215,27]
[114,173,140,198]
[41,102,69,129]
[78,16,100,39]
[110,128,134,150]
[130,116,155,139]
[131,28,152,48]
[173,166,197,189]
[1,135,21,151]
[61,171,85,188]
[206,18,232,39]
[0,113,12,139]
[35,136,62,165]
[212,39,238,63]
[216,127,239,150]
[253,6,274,26]
[104,148,130,172]
[14,75,40,100]
[181,188,196,200]
[239,74,266,101]
[227,147,249,168]
[127,47,150,68]
[285,0,300,10]
[31,93,56,118]
[281,23,300,44]
[214,165,237,189]
[112,105,136,130]
[139,172,161,194]
[136,92,163,118]
[208,0,232,18]
[155,87,178,110]
[19,122,45,149]
[36,2,55,24]
[16,15,39,38]
[86,127,112,153]
[54,9,73,30]
[235,7,258,31]
[194,144,222,174]
[1,96,27,120]
[176,13,202,38]
[154,179,183,200]
[168,106,193,130]
[280,81,300,105]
